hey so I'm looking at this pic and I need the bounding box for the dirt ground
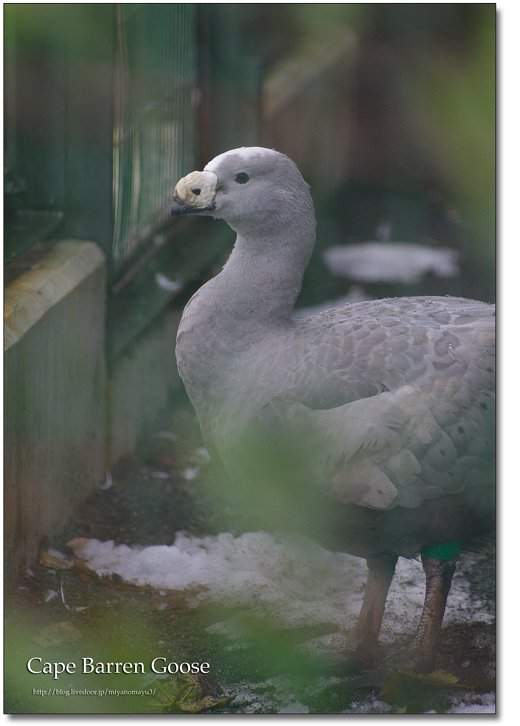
[4,397,495,714]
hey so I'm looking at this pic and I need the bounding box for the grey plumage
[172,147,495,669]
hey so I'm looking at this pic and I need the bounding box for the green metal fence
[4,3,258,357]
[4,3,198,277]
[112,3,198,276]
[4,4,115,267]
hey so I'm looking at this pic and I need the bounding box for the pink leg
[351,555,398,670]
[411,554,458,673]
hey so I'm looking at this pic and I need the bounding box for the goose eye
[235,172,249,184]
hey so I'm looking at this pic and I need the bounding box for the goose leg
[411,554,458,673]
[350,555,398,670]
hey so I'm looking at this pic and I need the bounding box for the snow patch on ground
[78,531,491,640]
[77,532,494,714]
[323,242,459,284]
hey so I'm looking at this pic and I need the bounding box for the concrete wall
[4,241,107,576]
[4,239,185,576]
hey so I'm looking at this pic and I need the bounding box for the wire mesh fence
[112,3,198,276]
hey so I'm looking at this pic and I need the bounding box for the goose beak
[171,170,218,215]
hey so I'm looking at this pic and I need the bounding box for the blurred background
[4,3,497,714]
[5,2,496,312]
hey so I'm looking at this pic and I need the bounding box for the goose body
[172,147,495,671]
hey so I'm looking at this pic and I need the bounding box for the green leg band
[422,540,462,560]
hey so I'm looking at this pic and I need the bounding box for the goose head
[171,146,315,239]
